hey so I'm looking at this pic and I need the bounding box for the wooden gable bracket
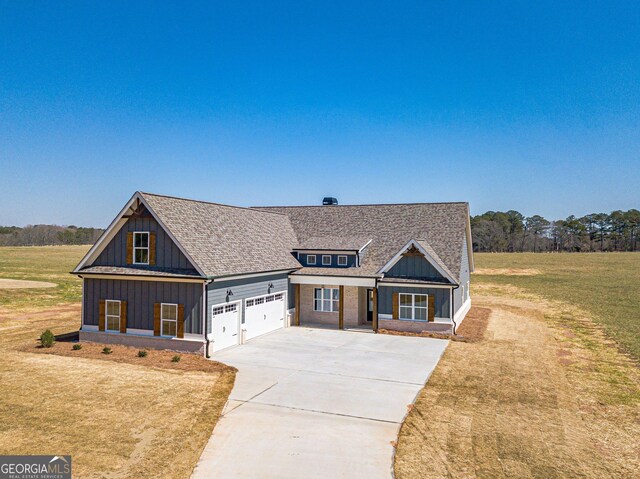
[401,244,424,257]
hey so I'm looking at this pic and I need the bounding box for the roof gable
[255,202,471,281]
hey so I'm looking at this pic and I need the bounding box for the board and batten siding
[297,253,357,268]
[83,278,203,334]
[385,254,445,281]
[93,211,197,271]
[206,273,289,332]
[378,286,450,319]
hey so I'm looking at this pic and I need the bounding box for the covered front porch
[289,274,456,334]
[290,275,379,331]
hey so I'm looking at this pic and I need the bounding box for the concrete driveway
[192,327,448,479]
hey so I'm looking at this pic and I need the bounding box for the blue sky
[1,1,638,227]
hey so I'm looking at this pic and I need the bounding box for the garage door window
[314,288,339,312]
[161,303,178,337]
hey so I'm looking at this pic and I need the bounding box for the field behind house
[395,252,640,479]
[0,245,234,478]
[473,252,640,362]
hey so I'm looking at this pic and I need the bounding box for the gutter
[451,283,460,335]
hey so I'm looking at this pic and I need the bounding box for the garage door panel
[244,292,285,341]
[211,302,240,352]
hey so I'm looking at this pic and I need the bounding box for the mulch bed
[456,306,491,342]
[379,306,491,343]
[26,340,236,374]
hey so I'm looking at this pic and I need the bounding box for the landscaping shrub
[72,343,82,350]
[102,347,112,355]
[137,350,148,358]
[172,354,181,363]
[40,330,55,348]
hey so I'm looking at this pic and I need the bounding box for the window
[307,254,316,265]
[399,293,428,321]
[322,255,331,265]
[246,299,254,307]
[466,281,470,300]
[314,287,339,312]
[274,293,284,301]
[161,303,178,337]
[212,305,224,315]
[133,232,149,264]
[105,300,120,332]
[337,255,347,266]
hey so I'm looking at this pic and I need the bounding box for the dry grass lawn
[0,246,236,478]
[394,286,640,478]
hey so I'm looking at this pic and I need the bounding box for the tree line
[471,209,640,252]
[0,225,104,247]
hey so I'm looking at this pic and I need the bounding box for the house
[73,192,473,356]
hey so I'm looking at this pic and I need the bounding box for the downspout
[451,284,460,335]
[203,279,213,358]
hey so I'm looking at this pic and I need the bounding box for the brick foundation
[378,319,452,334]
[79,330,205,354]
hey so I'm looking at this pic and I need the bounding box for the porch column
[338,285,344,330]
[294,284,301,326]
[372,287,378,332]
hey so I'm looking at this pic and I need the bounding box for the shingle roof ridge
[254,201,469,208]
[139,191,289,217]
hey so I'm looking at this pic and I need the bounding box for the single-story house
[73,192,473,356]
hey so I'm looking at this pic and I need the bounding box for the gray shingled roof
[140,193,301,278]
[294,235,371,251]
[254,203,470,282]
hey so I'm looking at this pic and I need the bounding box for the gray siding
[297,253,356,268]
[94,210,196,271]
[385,255,445,281]
[206,273,289,331]
[453,234,471,314]
[378,286,450,319]
[83,278,203,334]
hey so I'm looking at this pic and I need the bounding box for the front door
[367,289,373,322]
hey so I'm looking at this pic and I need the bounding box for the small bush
[40,330,55,348]
[171,355,181,363]
[72,343,82,351]
[137,350,148,358]
[102,347,112,355]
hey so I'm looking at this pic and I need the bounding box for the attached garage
[210,301,241,353]
[244,292,286,341]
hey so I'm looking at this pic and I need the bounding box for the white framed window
[399,293,428,321]
[337,255,347,266]
[133,232,150,264]
[322,255,331,265]
[314,287,339,312]
[105,300,121,332]
[466,281,470,300]
[161,303,178,337]
[307,254,316,265]
[461,285,465,302]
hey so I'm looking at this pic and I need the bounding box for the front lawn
[0,245,235,478]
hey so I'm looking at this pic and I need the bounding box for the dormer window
[337,255,347,266]
[307,254,316,265]
[322,255,331,265]
[133,232,150,264]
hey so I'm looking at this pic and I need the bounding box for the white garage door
[210,302,240,352]
[244,292,286,341]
